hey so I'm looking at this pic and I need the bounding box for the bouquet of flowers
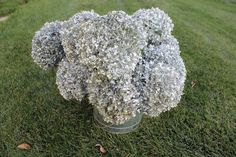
[32,8,186,126]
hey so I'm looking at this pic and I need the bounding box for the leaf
[191,80,197,88]
[95,144,107,154]
[17,143,31,150]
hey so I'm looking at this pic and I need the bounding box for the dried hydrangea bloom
[132,8,174,45]
[60,11,146,124]
[88,73,141,124]
[132,36,186,116]
[62,11,146,75]
[65,11,147,124]
[56,58,90,101]
[68,10,99,25]
[32,21,64,69]
[143,62,185,116]
[60,11,99,63]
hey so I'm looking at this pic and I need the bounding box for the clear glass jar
[93,107,143,134]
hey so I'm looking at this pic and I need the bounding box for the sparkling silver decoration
[32,8,186,125]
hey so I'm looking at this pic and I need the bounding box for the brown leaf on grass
[95,144,107,154]
[191,80,197,88]
[17,143,31,150]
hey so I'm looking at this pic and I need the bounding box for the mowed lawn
[0,0,236,156]
[0,0,29,16]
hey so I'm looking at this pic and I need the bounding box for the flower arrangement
[32,8,186,125]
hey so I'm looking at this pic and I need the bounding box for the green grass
[0,0,29,16]
[0,0,236,156]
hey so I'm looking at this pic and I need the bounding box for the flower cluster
[32,21,64,70]
[32,8,186,125]
[132,36,186,117]
[56,58,89,101]
[132,8,173,45]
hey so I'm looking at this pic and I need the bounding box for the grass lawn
[0,0,29,16]
[0,0,236,156]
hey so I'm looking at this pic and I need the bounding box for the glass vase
[93,107,142,134]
